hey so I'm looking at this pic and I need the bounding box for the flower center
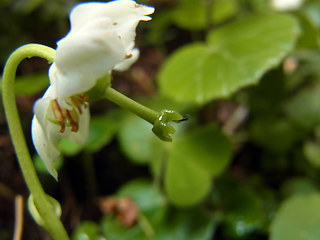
[50,95,88,133]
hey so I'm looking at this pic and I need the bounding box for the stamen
[60,108,68,133]
[50,95,88,133]
[125,53,133,59]
[52,100,66,133]
[70,97,83,114]
[66,109,79,132]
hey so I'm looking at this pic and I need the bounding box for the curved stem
[2,44,69,240]
[104,87,158,124]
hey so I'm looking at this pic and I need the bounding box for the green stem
[2,44,69,240]
[104,87,158,124]
[138,214,155,238]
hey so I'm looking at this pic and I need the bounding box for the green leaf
[101,180,218,240]
[212,0,238,24]
[101,208,217,240]
[14,0,44,14]
[152,208,218,240]
[284,84,320,130]
[165,124,232,206]
[72,221,104,240]
[147,8,176,45]
[58,138,83,156]
[118,114,163,164]
[165,155,212,207]
[117,180,166,212]
[281,178,318,198]
[223,189,264,238]
[172,0,237,30]
[158,13,299,105]
[101,216,145,240]
[172,0,207,30]
[303,141,320,168]
[84,110,122,152]
[101,180,163,240]
[15,73,48,96]
[248,69,285,116]
[250,117,302,153]
[270,193,320,240]
[216,176,265,239]
[33,154,63,174]
[303,2,320,28]
[295,12,319,49]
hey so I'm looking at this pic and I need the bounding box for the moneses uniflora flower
[32,0,154,180]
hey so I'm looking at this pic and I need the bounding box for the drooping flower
[32,0,154,179]
[31,84,90,180]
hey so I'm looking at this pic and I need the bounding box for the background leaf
[295,12,319,49]
[284,84,320,130]
[100,180,217,240]
[15,73,48,96]
[84,110,122,152]
[165,124,232,206]
[158,13,299,105]
[117,114,160,164]
[270,193,320,240]
[171,0,237,30]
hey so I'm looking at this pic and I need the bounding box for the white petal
[53,18,126,106]
[113,18,140,51]
[69,0,154,52]
[32,86,67,179]
[31,115,59,180]
[114,48,140,71]
[33,86,56,128]
[70,0,154,33]
[32,85,91,179]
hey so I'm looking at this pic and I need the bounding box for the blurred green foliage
[2,0,320,239]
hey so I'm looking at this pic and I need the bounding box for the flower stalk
[2,44,69,240]
[104,87,185,141]
[104,87,158,124]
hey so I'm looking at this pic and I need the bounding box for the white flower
[271,0,303,11]
[31,0,154,179]
[52,0,154,108]
[32,85,90,180]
